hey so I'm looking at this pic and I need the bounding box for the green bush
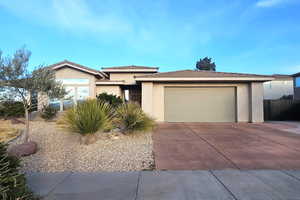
[96,93,123,108]
[40,105,58,120]
[60,99,114,135]
[0,142,37,199]
[0,101,25,119]
[115,102,155,134]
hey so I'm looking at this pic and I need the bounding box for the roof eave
[102,69,158,73]
[52,63,105,78]
[95,81,125,85]
[134,77,274,82]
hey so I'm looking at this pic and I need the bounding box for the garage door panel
[164,87,236,122]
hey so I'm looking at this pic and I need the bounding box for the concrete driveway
[153,122,300,170]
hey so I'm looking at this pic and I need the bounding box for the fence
[264,99,300,121]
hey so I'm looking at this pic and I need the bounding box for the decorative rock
[80,135,98,145]
[9,141,38,157]
[9,121,153,172]
[10,118,25,124]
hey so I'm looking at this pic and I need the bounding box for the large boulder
[8,141,38,157]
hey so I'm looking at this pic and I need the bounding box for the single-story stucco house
[39,60,273,123]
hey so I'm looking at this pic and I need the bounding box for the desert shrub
[115,102,155,134]
[40,105,58,120]
[60,99,114,135]
[0,121,20,143]
[0,101,25,119]
[96,93,123,108]
[0,142,37,199]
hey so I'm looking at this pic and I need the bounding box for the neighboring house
[263,74,294,100]
[293,72,300,100]
[39,60,273,123]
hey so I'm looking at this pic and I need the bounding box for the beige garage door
[164,87,236,122]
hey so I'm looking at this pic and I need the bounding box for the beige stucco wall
[96,85,122,97]
[110,73,154,84]
[250,82,264,123]
[141,82,153,116]
[141,82,264,123]
[55,67,97,98]
[263,79,294,100]
[236,83,250,122]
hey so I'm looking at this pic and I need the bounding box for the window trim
[57,78,90,85]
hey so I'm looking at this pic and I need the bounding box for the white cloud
[256,0,289,7]
[0,0,132,34]
[0,0,237,56]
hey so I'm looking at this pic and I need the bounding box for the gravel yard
[0,120,21,143]
[9,121,154,172]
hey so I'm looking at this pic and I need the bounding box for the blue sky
[0,0,300,74]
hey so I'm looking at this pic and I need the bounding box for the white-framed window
[57,78,89,85]
[77,86,89,100]
[49,86,90,110]
[268,82,272,89]
[296,77,300,87]
[65,86,76,100]
[48,79,90,111]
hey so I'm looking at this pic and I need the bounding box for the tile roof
[102,65,158,70]
[49,60,99,73]
[271,74,293,78]
[135,70,273,78]
[48,60,107,78]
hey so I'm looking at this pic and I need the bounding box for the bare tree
[0,47,66,142]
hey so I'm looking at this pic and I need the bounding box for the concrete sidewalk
[27,170,300,200]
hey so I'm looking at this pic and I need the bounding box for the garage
[137,70,273,123]
[164,87,237,122]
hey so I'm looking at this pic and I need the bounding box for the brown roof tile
[135,70,273,78]
[48,60,107,78]
[102,65,158,70]
[272,74,292,78]
[49,60,99,73]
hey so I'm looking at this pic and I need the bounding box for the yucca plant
[115,102,155,134]
[60,99,114,135]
